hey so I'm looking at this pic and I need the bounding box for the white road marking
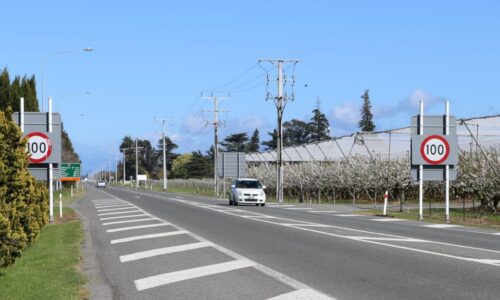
[98,210,141,216]
[268,205,295,208]
[97,206,136,212]
[95,204,133,209]
[107,223,170,233]
[100,214,150,221]
[493,233,500,236]
[102,218,157,226]
[268,288,333,300]
[369,218,407,222]
[309,211,338,213]
[134,196,140,199]
[336,214,360,217]
[283,223,332,228]
[473,259,500,266]
[120,241,212,262]
[110,231,188,244]
[284,207,314,210]
[134,260,256,291]
[423,224,461,228]
[349,237,424,242]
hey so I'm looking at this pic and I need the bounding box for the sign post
[411,100,458,223]
[13,97,62,223]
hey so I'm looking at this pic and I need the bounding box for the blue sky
[1,1,499,174]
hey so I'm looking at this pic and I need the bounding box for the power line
[201,62,259,93]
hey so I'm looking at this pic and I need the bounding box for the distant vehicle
[229,178,266,206]
[96,180,106,188]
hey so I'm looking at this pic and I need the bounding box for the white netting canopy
[247,115,500,162]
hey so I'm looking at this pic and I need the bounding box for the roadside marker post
[59,193,63,219]
[383,190,389,216]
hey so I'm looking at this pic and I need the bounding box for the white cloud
[374,89,445,118]
[332,101,359,126]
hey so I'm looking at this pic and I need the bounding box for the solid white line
[102,218,157,226]
[268,205,295,208]
[98,210,141,216]
[134,260,256,291]
[268,288,333,300]
[349,237,424,242]
[423,224,461,228]
[110,231,188,244]
[120,241,212,262]
[284,207,313,210]
[107,223,170,233]
[100,214,149,221]
[369,218,407,222]
[97,206,136,212]
[309,211,338,213]
[336,214,360,217]
[493,233,500,236]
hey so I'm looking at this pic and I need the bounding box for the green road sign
[61,163,81,178]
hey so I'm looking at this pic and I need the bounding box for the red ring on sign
[420,135,450,165]
[25,132,53,163]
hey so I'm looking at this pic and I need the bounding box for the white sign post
[419,101,424,221]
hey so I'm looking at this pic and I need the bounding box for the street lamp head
[83,47,93,52]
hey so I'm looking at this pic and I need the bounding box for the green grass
[0,213,85,300]
[55,185,85,206]
[361,207,500,229]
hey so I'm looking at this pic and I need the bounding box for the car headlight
[260,190,265,197]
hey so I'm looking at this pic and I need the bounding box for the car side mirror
[230,185,235,188]
[262,186,267,189]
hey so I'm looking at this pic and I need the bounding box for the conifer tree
[308,100,330,142]
[358,89,375,132]
[247,129,260,152]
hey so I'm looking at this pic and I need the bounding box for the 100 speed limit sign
[25,132,53,163]
[420,135,450,165]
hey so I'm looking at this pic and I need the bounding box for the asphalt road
[75,185,500,300]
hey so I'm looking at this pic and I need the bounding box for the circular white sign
[26,132,52,163]
[420,135,450,165]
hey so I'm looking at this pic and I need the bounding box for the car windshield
[236,180,261,189]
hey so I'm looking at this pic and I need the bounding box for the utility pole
[120,147,130,186]
[259,58,300,203]
[131,139,144,188]
[156,118,172,190]
[202,94,229,197]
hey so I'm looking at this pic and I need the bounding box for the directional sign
[26,132,53,163]
[61,163,81,178]
[420,135,450,165]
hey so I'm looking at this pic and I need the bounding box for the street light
[41,47,93,111]
[56,91,91,112]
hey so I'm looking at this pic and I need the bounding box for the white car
[96,180,106,188]
[229,178,266,206]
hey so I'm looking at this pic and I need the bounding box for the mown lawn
[0,188,86,300]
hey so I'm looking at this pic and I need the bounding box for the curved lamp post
[41,47,93,111]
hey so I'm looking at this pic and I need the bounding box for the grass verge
[0,187,87,300]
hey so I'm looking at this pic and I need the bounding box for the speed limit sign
[419,135,450,165]
[25,132,53,163]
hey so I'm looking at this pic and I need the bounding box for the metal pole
[277,61,284,203]
[163,121,167,190]
[115,151,118,183]
[445,100,450,223]
[122,149,126,186]
[214,97,219,197]
[135,138,139,188]
[419,100,424,221]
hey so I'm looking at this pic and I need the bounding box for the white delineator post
[445,100,450,223]
[59,193,63,218]
[419,101,424,221]
[71,185,73,197]
[48,97,54,223]
[383,190,389,216]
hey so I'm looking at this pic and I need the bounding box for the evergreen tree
[308,101,330,142]
[185,150,213,178]
[283,119,310,146]
[262,129,277,150]
[219,132,249,152]
[155,137,178,177]
[246,129,260,152]
[358,89,375,132]
[0,68,10,111]
[61,124,80,163]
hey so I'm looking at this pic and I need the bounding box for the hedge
[0,107,48,267]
